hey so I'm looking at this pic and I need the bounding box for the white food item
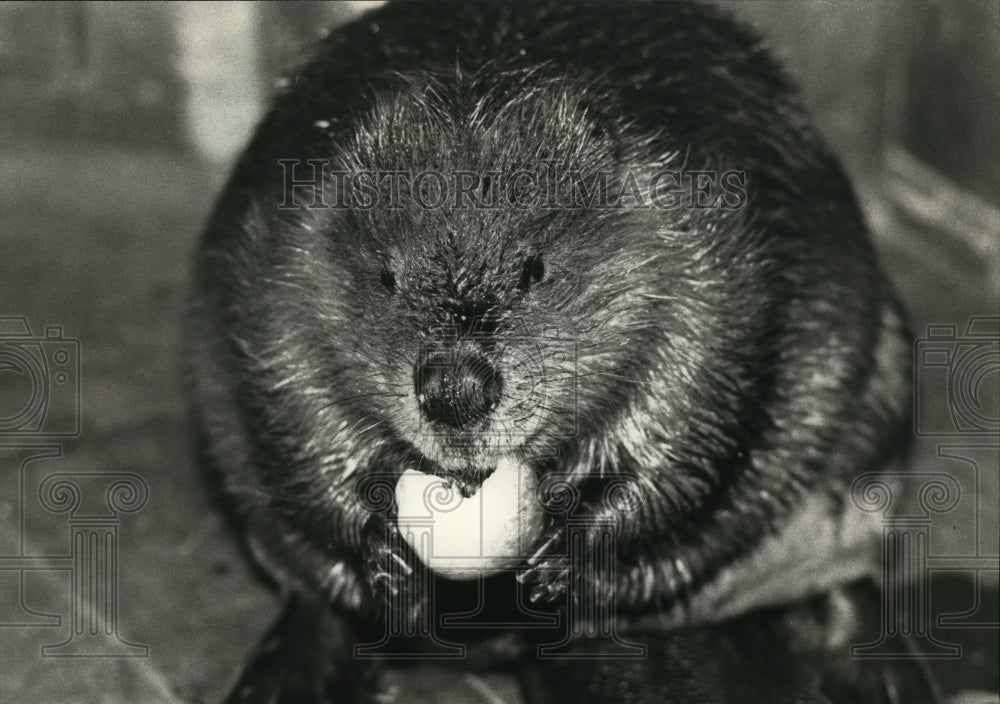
[394,457,544,579]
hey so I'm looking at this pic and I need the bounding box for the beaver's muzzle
[415,349,503,429]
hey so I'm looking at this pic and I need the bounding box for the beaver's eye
[518,254,544,292]
[380,268,397,294]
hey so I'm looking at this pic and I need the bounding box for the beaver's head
[302,68,700,495]
[239,66,756,519]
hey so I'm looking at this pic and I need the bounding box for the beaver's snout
[415,350,503,429]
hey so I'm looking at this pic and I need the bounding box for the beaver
[192,2,930,702]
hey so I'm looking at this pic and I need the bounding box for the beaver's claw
[365,520,413,599]
[517,528,571,604]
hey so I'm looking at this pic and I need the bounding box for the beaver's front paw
[364,519,414,600]
[517,520,627,609]
[516,528,571,604]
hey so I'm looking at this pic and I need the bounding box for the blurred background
[1,2,997,703]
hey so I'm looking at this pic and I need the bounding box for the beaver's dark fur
[192,2,920,702]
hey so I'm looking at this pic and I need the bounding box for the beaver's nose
[415,352,502,428]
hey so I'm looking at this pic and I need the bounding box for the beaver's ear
[518,255,545,292]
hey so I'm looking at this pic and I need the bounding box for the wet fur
[193,1,914,700]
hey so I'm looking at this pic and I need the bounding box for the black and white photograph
[1,2,997,702]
